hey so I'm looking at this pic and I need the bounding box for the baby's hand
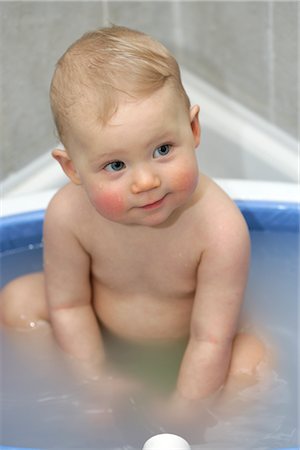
[149,391,217,435]
[68,353,143,397]
[84,368,143,403]
[79,369,144,427]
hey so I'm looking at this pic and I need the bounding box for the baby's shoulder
[193,175,249,243]
[44,183,91,228]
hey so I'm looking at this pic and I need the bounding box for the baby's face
[68,85,200,227]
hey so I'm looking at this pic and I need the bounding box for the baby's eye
[153,144,171,158]
[104,160,126,172]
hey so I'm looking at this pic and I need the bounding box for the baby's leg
[223,332,269,396]
[0,273,49,329]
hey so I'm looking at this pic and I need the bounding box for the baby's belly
[93,286,194,343]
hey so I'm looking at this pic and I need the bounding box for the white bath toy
[142,433,191,449]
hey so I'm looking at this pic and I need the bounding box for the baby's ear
[52,149,82,185]
[190,105,201,148]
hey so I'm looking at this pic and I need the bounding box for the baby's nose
[131,166,161,194]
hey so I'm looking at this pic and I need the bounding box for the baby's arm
[175,210,250,402]
[43,193,105,378]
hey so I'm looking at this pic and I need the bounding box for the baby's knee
[0,279,24,327]
[225,333,269,393]
[230,333,267,376]
[0,278,22,326]
[0,273,47,328]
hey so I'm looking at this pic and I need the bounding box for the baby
[1,26,265,410]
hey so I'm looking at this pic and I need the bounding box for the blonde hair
[50,25,190,145]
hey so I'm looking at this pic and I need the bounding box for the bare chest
[83,224,202,299]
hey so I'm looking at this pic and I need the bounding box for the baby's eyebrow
[92,152,111,161]
[89,151,123,165]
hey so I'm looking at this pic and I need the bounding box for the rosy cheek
[90,189,125,219]
[174,166,199,192]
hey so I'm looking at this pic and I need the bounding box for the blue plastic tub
[0,201,299,450]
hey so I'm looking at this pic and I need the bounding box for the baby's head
[50,25,190,147]
[50,26,200,227]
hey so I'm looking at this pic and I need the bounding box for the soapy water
[0,229,298,449]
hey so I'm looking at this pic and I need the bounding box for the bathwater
[0,229,298,450]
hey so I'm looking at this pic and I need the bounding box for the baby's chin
[105,209,174,228]
[131,208,182,228]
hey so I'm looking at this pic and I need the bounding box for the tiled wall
[1,1,297,179]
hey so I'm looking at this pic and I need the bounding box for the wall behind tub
[1,1,298,181]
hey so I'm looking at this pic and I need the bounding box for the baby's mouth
[140,194,168,210]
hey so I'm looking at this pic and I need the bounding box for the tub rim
[1,198,299,255]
